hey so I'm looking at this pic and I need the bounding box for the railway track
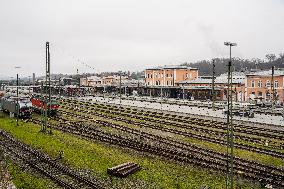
[0,129,104,189]
[60,102,284,158]
[116,96,284,118]
[29,116,284,188]
[64,99,284,140]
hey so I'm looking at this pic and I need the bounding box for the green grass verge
[0,114,259,189]
[60,106,284,168]
[182,137,284,167]
[7,161,57,189]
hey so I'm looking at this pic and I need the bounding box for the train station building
[246,69,284,103]
[144,65,198,86]
[177,72,246,101]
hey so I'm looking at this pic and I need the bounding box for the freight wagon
[31,95,60,116]
[0,96,32,118]
[223,102,254,118]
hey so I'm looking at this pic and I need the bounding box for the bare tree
[265,54,276,62]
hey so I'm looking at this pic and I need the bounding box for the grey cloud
[0,0,284,77]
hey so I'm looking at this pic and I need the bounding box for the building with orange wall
[246,69,284,103]
[145,65,198,86]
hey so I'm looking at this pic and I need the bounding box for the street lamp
[224,42,237,189]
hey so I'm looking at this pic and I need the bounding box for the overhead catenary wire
[49,43,96,74]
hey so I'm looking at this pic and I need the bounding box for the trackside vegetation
[0,115,260,189]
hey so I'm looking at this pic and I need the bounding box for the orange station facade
[145,66,198,87]
[144,66,284,103]
[245,70,284,103]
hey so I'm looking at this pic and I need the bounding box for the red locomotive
[31,95,60,116]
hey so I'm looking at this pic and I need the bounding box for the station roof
[184,86,222,90]
[178,72,245,85]
[178,77,242,85]
[246,69,284,76]
[146,65,198,70]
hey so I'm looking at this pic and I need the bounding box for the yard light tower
[224,41,237,189]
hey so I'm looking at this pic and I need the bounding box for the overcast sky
[0,0,284,78]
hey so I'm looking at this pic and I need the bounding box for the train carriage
[0,96,32,118]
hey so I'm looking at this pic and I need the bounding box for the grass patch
[183,137,284,167]
[7,161,57,189]
[61,106,284,168]
[0,114,259,189]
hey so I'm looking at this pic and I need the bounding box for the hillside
[181,53,284,76]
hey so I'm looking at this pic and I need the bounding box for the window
[147,74,150,78]
[186,73,188,78]
[274,80,279,88]
[166,74,169,77]
[258,92,262,97]
[150,74,153,78]
[251,80,255,87]
[166,81,169,85]
[258,80,262,88]
[266,80,270,87]
[156,81,159,85]
[170,74,173,78]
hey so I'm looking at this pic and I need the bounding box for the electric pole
[48,42,52,134]
[40,81,46,132]
[41,42,51,134]
[28,76,31,95]
[212,59,216,111]
[58,77,61,96]
[119,71,122,111]
[16,74,19,126]
[182,84,185,100]
[271,66,275,110]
